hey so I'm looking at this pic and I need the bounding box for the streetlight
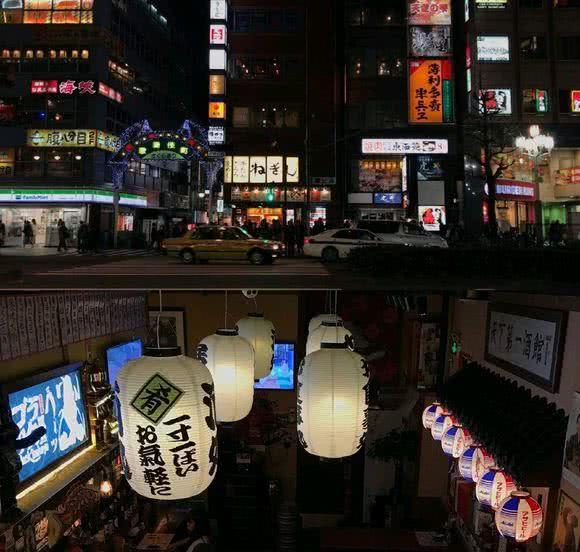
[515,125,555,241]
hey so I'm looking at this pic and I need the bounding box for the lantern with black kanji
[236,313,276,380]
[196,329,255,422]
[495,491,543,542]
[114,347,218,500]
[476,467,516,510]
[297,343,369,458]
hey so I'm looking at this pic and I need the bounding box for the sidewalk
[0,246,151,257]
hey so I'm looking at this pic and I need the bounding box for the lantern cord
[156,289,162,349]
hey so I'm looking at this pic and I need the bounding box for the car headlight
[272,245,279,250]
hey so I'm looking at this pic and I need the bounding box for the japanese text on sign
[408,0,451,25]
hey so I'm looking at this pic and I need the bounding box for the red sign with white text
[31,80,58,94]
[496,179,537,202]
[98,82,123,104]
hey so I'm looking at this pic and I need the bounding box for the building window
[233,107,250,128]
[554,0,580,6]
[559,36,580,60]
[377,57,403,77]
[520,36,547,59]
[522,89,549,113]
[346,1,405,26]
[232,9,302,33]
[232,56,300,80]
[350,56,363,77]
[560,89,580,113]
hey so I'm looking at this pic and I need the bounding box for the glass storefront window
[357,157,404,192]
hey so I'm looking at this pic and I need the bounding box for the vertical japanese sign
[208,0,227,147]
[409,59,453,123]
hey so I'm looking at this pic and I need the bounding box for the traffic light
[266,189,274,202]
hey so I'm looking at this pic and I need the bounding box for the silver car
[356,221,448,248]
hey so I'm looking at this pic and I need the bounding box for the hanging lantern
[308,314,343,334]
[422,402,443,429]
[431,412,455,441]
[459,445,495,483]
[236,313,276,380]
[114,347,218,500]
[476,467,516,510]
[306,321,353,356]
[297,343,369,458]
[441,424,472,458]
[495,491,543,542]
[196,329,255,422]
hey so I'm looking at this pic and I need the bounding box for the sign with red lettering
[409,59,453,123]
[98,82,123,104]
[30,80,58,94]
[408,0,452,25]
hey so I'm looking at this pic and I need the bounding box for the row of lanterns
[115,304,369,501]
[422,403,543,543]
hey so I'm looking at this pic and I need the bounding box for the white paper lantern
[196,329,255,422]
[297,343,369,458]
[306,321,353,356]
[308,314,343,334]
[495,491,543,542]
[431,412,455,441]
[459,445,495,483]
[236,313,276,380]
[441,424,472,458]
[476,467,516,510]
[114,347,218,500]
[422,402,443,429]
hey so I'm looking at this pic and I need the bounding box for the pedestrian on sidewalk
[23,220,34,247]
[0,219,5,247]
[88,223,99,254]
[284,220,296,258]
[31,218,37,245]
[296,219,305,256]
[57,219,69,252]
[77,221,89,254]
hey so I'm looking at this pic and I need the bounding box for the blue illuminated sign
[106,339,143,386]
[255,343,295,390]
[373,192,402,205]
[9,366,89,482]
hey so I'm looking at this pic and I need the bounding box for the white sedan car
[304,228,383,262]
[356,221,448,248]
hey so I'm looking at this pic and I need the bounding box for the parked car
[303,228,383,262]
[161,226,284,265]
[356,221,448,248]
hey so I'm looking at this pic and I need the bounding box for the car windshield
[357,221,400,234]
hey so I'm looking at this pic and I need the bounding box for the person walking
[312,217,325,235]
[296,219,305,256]
[57,219,69,252]
[77,221,89,253]
[284,220,296,258]
[23,220,34,247]
[31,218,38,245]
[0,219,5,247]
[88,222,99,254]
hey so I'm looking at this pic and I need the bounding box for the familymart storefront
[0,188,147,247]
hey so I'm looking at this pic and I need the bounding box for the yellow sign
[208,102,226,119]
[209,74,225,95]
[26,129,120,152]
[0,147,14,177]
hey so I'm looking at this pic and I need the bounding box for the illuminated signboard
[408,0,452,25]
[209,74,225,95]
[409,59,453,123]
[0,0,93,24]
[556,167,580,186]
[210,24,226,45]
[208,126,225,145]
[410,26,452,57]
[0,188,147,206]
[210,0,227,19]
[30,79,122,102]
[30,80,58,94]
[475,0,507,7]
[8,364,89,483]
[480,89,512,115]
[27,129,120,152]
[419,205,446,231]
[98,82,123,103]
[225,156,300,184]
[208,101,226,119]
[496,179,537,201]
[0,147,14,176]
[374,192,403,205]
[465,0,470,20]
[523,89,548,113]
[362,138,449,154]
[572,91,580,113]
[209,49,227,70]
[477,36,510,62]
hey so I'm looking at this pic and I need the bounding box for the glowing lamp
[236,314,276,380]
[297,343,369,458]
[422,402,443,429]
[495,491,543,542]
[196,329,255,422]
[306,321,353,356]
[459,445,495,483]
[476,467,516,510]
[114,348,217,500]
[441,424,472,458]
[431,412,455,441]
[308,314,343,334]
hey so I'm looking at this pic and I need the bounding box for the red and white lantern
[476,467,516,510]
[441,424,472,458]
[431,412,455,441]
[459,445,495,483]
[422,402,443,430]
[495,491,543,542]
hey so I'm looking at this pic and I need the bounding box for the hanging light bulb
[196,329,255,422]
[431,411,455,441]
[459,445,495,483]
[236,313,276,380]
[114,347,218,500]
[422,402,443,429]
[476,467,516,510]
[495,491,543,542]
[308,314,343,334]
[306,321,353,356]
[297,343,369,458]
[441,424,472,458]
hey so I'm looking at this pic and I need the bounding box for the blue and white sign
[374,192,403,205]
[9,367,88,482]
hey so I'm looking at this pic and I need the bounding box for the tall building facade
[0,0,198,248]
[462,0,580,238]
[216,0,339,228]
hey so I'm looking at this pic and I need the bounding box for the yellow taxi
[161,225,284,265]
